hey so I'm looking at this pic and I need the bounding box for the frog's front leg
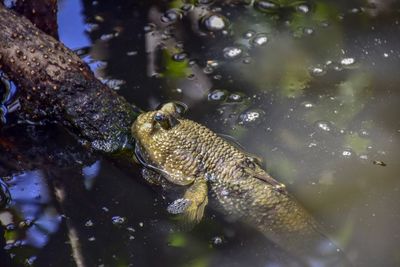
[167,177,208,229]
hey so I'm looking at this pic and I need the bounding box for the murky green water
[1,0,400,266]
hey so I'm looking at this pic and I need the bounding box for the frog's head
[131,102,186,145]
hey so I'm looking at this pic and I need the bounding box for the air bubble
[244,30,256,39]
[202,14,228,31]
[228,93,243,102]
[251,33,268,46]
[172,52,188,62]
[208,90,227,101]
[340,57,355,66]
[310,67,326,76]
[161,9,182,23]
[211,236,223,245]
[238,109,265,125]
[111,216,126,226]
[197,0,215,5]
[254,0,279,13]
[341,149,353,158]
[315,120,333,132]
[296,3,311,14]
[223,46,243,59]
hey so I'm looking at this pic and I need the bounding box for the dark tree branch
[0,4,139,153]
[13,0,59,39]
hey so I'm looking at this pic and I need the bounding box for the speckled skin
[132,103,348,264]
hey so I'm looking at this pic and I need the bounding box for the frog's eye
[154,112,166,123]
[153,112,179,130]
[157,101,188,118]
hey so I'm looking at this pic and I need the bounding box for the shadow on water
[1,0,400,266]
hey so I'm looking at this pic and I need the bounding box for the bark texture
[0,4,138,153]
[13,0,59,39]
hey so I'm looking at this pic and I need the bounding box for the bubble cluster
[340,57,355,66]
[315,120,333,132]
[111,216,127,226]
[238,109,265,125]
[223,46,243,59]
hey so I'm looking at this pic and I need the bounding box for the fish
[131,102,351,266]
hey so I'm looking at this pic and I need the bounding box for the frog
[131,102,351,266]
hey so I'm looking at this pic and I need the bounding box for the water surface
[1,0,400,266]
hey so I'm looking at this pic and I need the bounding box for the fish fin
[253,171,287,193]
[135,142,194,186]
[171,178,208,230]
[218,134,264,166]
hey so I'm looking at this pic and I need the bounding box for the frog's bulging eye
[153,112,179,130]
[157,101,188,118]
[154,112,166,123]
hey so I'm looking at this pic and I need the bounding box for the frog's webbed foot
[167,178,208,230]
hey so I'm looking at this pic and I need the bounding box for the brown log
[0,3,139,153]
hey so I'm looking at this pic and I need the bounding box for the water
[1,0,400,266]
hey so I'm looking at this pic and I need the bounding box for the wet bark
[13,0,59,39]
[0,4,139,153]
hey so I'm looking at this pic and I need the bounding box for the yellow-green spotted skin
[132,103,350,265]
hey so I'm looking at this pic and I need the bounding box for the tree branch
[0,4,139,153]
[13,0,59,39]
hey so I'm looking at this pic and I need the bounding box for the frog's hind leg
[168,178,208,229]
